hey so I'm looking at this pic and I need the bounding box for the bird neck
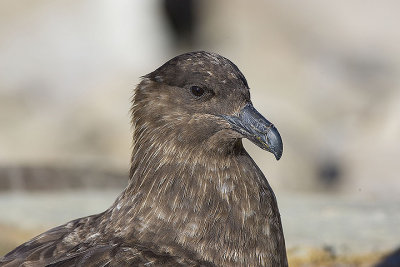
[107,137,287,266]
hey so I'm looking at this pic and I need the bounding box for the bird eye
[190,86,205,97]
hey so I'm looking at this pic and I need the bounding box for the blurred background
[0,0,399,266]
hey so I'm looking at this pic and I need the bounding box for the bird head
[133,51,283,160]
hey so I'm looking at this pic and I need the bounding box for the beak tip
[274,149,283,160]
[266,126,283,161]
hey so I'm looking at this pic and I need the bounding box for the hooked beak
[222,104,283,160]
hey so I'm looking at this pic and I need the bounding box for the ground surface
[0,189,398,266]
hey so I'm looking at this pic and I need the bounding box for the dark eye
[190,86,205,97]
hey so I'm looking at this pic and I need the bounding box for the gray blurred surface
[0,190,398,256]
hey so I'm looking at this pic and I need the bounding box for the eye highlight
[190,86,205,97]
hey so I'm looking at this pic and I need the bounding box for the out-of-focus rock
[0,165,127,191]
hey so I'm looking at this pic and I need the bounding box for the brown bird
[0,51,287,266]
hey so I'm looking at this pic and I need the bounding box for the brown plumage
[1,51,287,266]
